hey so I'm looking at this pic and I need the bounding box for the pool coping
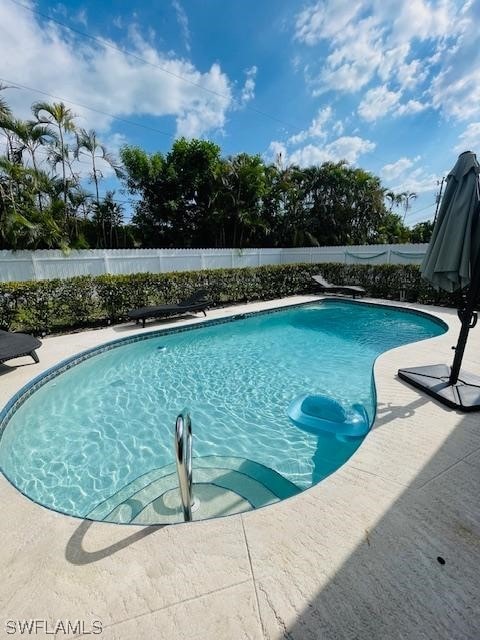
[0,297,448,526]
[1,295,479,640]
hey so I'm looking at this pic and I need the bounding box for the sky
[1,0,479,226]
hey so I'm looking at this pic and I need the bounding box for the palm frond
[0,83,12,119]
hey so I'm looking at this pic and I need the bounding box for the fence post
[103,250,110,275]
[31,252,40,280]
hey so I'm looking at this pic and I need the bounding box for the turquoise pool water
[0,301,445,520]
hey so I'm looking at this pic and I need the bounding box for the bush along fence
[0,263,463,336]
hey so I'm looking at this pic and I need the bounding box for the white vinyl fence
[0,244,428,283]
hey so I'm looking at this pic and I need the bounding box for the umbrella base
[398,364,480,412]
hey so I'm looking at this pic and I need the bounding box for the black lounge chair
[0,330,42,365]
[128,290,211,328]
[312,275,366,299]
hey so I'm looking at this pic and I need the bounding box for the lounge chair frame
[312,275,366,299]
[128,290,211,328]
[0,330,42,365]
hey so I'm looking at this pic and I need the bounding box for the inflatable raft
[288,394,370,438]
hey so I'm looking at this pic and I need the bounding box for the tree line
[0,88,127,250]
[0,90,433,251]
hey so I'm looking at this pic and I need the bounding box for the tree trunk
[58,125,67,210]
[92,153,99,206]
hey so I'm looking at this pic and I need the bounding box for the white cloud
[359,89,429,121]
[391,0,459,45]
[358,85,401,121]
[431,66,480,121]
[377,43,409,84]
[288,106,332,145]
[294,0,476,124]
[310,15,385,95]
[288,136,375,167]
[380,155,440,206]
[268,103,372,169]
[171,0,191,53]
[396,58,428,90]
[74,9,88,28]
[379,160,440,223]
[295,0,363,45]
[381,156,418,182]
[291,55,302,72]
[395,99,429,116]
[455,122,480,153]
[0,1,233,138]
[240,66,257,106]
[332,120,344,136]
[392,168,440,195]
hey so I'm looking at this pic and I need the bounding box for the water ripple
[0,301,444,518]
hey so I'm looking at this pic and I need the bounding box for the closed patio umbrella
[398,150,480,411]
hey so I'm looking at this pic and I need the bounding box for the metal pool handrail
[175,409,193,522]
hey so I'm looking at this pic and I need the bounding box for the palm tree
[68,186,92,221]
[0,156,31,239]
[32,101,76,206]
[400,191,417,222]
[216,153,268,247]
[3,119,55,170]
[0,85,13,157]
[91,191,124,247]
[46,143,79,201]
[0,157,66,249]
[385,190,399,212]
[75,129,123,205]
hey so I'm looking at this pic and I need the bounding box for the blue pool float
[288,394,369,438]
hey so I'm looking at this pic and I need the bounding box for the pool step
[86,455,300,524]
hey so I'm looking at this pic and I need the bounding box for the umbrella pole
[450,246,480,384]
[449,301,477,384]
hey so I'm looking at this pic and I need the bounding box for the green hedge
[0,263,462,335]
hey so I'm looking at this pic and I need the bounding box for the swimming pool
[0,300,446,524]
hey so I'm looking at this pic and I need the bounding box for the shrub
[0,263,461,335]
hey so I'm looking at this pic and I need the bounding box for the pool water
[0,301,445,522]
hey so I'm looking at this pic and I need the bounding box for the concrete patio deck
[1,296,479,640]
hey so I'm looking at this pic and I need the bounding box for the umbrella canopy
[422,151,480,292]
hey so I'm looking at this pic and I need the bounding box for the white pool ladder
[174,409,193,522]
